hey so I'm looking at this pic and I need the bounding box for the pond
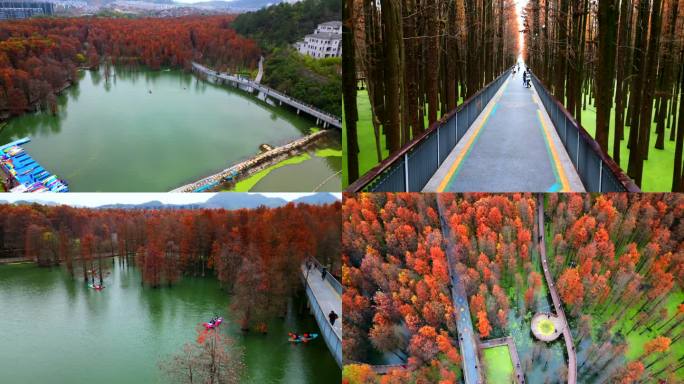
[0,67,341,192]
[0,261,340,383]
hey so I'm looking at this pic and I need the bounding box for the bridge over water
[347,65,639,193]
[300,258,342,368]
[192,62,341,129]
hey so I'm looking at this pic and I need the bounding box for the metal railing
[303,271,342,367]
[347,69,511,192]
[530,73,640,192]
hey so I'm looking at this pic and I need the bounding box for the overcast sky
[0,193,339,207]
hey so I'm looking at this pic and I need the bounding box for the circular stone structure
[531,312,564,342]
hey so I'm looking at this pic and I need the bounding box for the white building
[295,21,342,59]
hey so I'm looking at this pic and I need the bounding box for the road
[536,193,577,384]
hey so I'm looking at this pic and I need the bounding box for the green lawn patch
[228,153,311,192]
[537,318,555,336]
[342,91,388,187]
[315,148,342,158]
[578,100,675,192]
[482,345,515,383]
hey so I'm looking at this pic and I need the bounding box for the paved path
[437,199,483,384]
[301,265,342,339]
[479,336,525,384]
[424,70,584,192]
[536,193,577,384]
[255,56,264,84]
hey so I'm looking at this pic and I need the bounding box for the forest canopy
[0,16,260,117]
[232,0,341,49]
[342,193,683,383]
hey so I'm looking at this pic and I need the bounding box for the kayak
[204,317,224,329]
[88,284,104,290]
[288,333,319,343]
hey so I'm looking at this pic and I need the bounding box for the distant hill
[202,193,286,209]
[186,0,288,11]
[0,193,339,210]
[292,193,338,205]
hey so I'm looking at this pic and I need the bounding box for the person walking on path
[328,310,338,326]
[321,267,327,280]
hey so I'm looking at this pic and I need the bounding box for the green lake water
[0,68,341,192]
[0,261,340,383]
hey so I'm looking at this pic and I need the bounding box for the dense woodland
[233,0,342,116]
[264,48,341,116]
[545,193,683,382]
[343,194,462,382]
[232,0,340,50]
[0,202,341,332]
[342,193,683,383]
[343,0,520,182]
[0,16,260,118]
[523,0,684,191]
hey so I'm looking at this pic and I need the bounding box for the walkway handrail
[309,257,342,295]
[347,69,511,192]
[302,268,342,368]
[529,73,640,192]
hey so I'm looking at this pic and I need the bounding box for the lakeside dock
[0,137,69,192]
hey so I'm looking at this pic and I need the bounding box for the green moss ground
[574,97,675,192]
[482,345,515,383]
[229,153,311,192]
[342,92,388,187]
[537,318,555,336]
[316,148,343,157]
[599,290,684,361]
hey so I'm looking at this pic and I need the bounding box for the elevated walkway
[300,259,342,367]
[192,62,341,129]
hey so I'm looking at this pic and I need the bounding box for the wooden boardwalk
[193,62,341,129]
[170,129,331,192]
[536,193,577,384]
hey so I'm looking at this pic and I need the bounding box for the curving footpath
[437,199,484,384]
[536,193,577,384]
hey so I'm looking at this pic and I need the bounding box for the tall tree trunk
[613,0,632,163]
[381,0,404,152]
[426,0,439,126]
[673,56,684,191]
[595,0,618,153]
[555,0,569,103]
[633,0,663,186]
[627,0,650,181]
[343,0,359,183]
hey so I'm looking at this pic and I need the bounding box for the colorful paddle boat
[204,317,224,329]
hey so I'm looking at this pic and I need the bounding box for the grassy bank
[579,100,675,191]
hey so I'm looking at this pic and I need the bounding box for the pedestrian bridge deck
[301,263,342,367]
[424,73,585,192]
